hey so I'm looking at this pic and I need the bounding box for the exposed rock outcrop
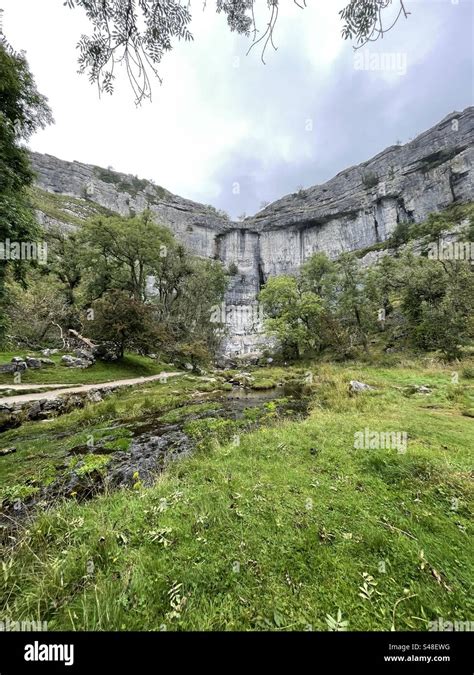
[30,107,474,358]
[30,153,232,258]
[61,355,92,369]
[0,385,117,429]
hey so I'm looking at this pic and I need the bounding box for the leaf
[273,610,284,627]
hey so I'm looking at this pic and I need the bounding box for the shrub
[389,220,412,247]
[362,171,379,189]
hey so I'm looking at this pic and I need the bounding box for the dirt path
[0,383,70,391]
[0,372,183,405]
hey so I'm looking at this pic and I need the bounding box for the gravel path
[0,383,69,391]
[0,372,183,405]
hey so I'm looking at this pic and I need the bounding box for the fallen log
[68,329,98,351]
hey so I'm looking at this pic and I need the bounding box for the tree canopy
[0,40,53,338]
[259,233,474,362]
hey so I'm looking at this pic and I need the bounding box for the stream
[0,384,310,538]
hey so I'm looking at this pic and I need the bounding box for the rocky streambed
[0,384,310,539]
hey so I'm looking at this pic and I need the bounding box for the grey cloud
[210,0,473,219]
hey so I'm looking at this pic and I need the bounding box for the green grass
[69,454,112,477]
[159,402,221,424]
[0,359,472,631]
[0,374,219,505]
[92,167,169,202]
[30,187,114,227]
[0,352,173,386]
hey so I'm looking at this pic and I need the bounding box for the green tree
[400,253,474,359]
[163,256,228,358]
[333,254,374,352]
[46,225,83,306]
[87,290,160,360]
[259,275,325,359]
[78,210,173,303]
[75,212,227,361]
[5,269,70,348]
[301,252,335,295]
[0,41,53,339]
[364,254,401,320]
[389,220,412,247]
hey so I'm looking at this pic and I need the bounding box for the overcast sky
[1,0,473,218]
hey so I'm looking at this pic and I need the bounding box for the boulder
[26,356,56,369]
[41,399,65,412]
[39,358,55,367]
[42,349,59,356]
[63,395,86,411]
[349,380,375,393]
[98,387,114,398]
[61,355,91,368]
[414,385,432,394]
[75,349,95,363]
[0,447,16,456]
[93,343,118,362]
[26,400,44,420]
[26,357,43,369]
[10,358,27,372]
[86,390,103,403]
[0,414,21,432]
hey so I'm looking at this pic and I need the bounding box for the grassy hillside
[30,187,115,227]
[1,359,472,631]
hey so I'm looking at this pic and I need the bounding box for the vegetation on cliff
[259,203,474,362]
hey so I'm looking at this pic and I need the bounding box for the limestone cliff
[30,106,474,357]
[30,154,232,258]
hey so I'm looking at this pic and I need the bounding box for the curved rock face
[247,109,473,262]
[30,153,233,258]
[30,107,474,357]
